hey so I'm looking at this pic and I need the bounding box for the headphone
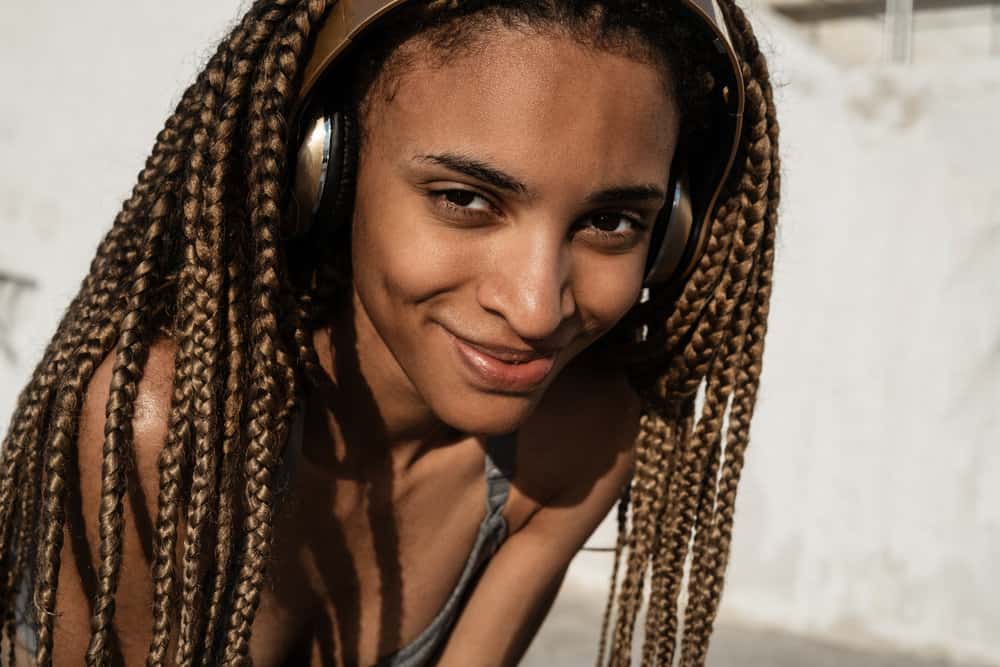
[285,0,745,291]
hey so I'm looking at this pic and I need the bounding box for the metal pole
[884,0,914,63]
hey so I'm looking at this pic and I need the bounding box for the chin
[431,390,544,437]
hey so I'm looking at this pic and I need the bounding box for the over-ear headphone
[286,0,745,291]
[287,101,357,241]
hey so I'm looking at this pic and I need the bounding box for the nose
[476,228,577,342]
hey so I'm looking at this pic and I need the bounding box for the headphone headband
[290,0,744,288]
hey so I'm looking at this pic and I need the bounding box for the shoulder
[512,354,640,524]
[51,336,178,660]
[80,335,177,474]
[77,334,177,519]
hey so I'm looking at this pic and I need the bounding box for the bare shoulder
[513,354,640,516]
[79,336,177,481]
[85,336,176,436]
[54,335,178,661]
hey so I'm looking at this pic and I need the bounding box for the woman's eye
[430,188,494,215]
[589,213,635,234]
[581,212,648,244]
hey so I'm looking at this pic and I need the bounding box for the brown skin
[346,28,676,446]
[41,28,678,667]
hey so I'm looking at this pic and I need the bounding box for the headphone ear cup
[643,170,695,288]
[286,103,355,241]
[321,109,357,232]
[288,102,331,240]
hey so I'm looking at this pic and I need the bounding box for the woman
[0,0,779,665]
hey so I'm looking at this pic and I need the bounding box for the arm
[435,368,640,667]
[41,339,176,665]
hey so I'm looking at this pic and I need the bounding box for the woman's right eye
[429,188,496,217]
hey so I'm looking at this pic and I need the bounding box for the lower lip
[444,329,556,393]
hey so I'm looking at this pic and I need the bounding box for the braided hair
[0,1,778,665]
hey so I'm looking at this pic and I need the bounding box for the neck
[307,293,461,471]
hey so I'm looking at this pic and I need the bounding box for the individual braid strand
[634,410,680,667]
[201,233,250,665]
[646,398,696,665]
[608,405,678,666]
[595,482,630,667]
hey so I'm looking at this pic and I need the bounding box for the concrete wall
[2,2,998,664]
[702,9,1000,663]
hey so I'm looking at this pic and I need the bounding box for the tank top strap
[483,431,517,517]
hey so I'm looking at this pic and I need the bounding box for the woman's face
[348,27,679,436]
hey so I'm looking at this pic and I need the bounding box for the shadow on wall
[0,271,37,365]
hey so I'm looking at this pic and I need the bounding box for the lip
[442,327,557,393]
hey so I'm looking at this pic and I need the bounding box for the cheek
[351,178,474,308]
[572,255,645,334]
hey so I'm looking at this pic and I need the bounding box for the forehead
[363,28,679,187]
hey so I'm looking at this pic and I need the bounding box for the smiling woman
[0,1,778,666]
[346,27,677,435]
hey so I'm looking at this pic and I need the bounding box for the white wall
[0,0,253,390]
[2,2,998,664]
[711,9,1000,663]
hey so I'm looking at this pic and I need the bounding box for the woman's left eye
[581,212,648,240]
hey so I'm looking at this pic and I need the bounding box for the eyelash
[427,188,650,241]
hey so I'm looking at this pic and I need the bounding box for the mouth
[442,327,557,394]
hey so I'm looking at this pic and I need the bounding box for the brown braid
[680,12,781,661]
[173,4,294,661]
[595,481,631,666]
[26,62,205,665]
[146,59,229,667]
[171,47,228,667]
[220,3,332,662]
[604,1,780,664]
[201,228,250,667]
[147,4,307,664]
[86,213,174,666]
[0,1,778,665]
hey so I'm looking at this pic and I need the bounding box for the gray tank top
[283,407,517,667]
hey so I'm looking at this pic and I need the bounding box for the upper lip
[445,328,558,363]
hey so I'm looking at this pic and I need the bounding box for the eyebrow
[584,184,667,206]
[413,152,667,205]
[414,152,528,195]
